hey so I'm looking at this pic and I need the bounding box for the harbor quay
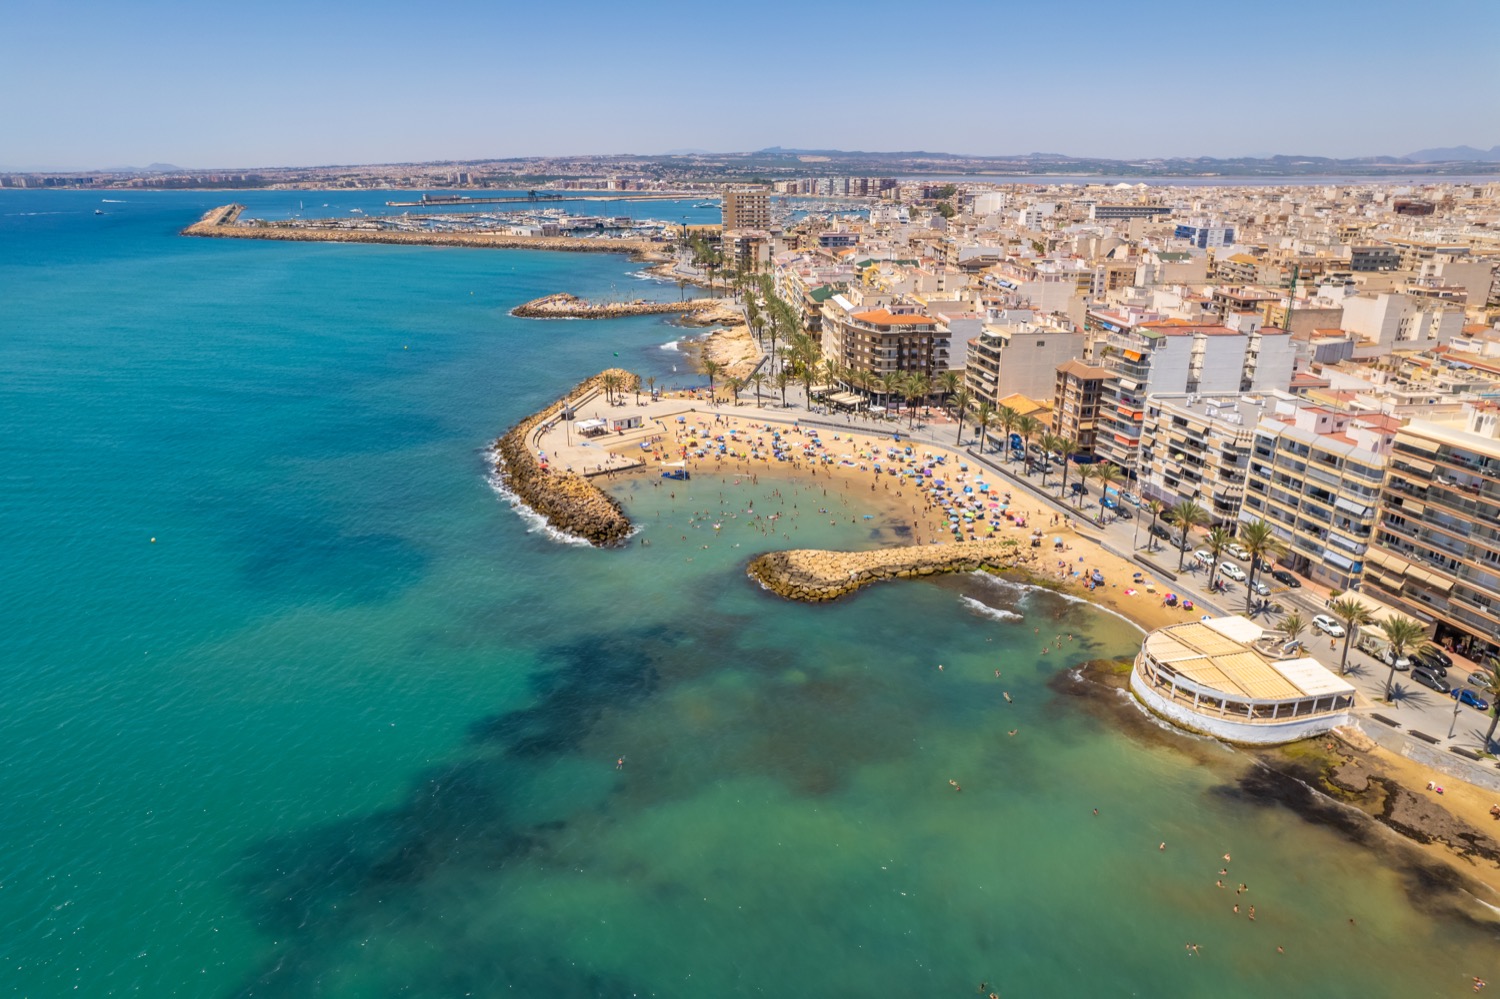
[181,204,662,256]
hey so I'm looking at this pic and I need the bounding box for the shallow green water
[1,190,1494,997]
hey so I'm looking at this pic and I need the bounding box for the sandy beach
[594,401,1203,633]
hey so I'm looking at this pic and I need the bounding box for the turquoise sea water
[2,190,1495,997]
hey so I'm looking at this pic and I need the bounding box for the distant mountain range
[1404,145,1500,163]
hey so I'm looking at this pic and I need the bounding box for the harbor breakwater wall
[512,293,726,320]
[747,538,1035,602]
[493,369,640,547]
[182,205,662,257]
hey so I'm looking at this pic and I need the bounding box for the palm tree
[774,369,791,407]
[728,376,745,404]
[997,405,1020,462]
[1038,433,1064,488]
[749,372,766,407]
[1237,519,1286,614]
[1074,463,1097,508]
[1093,462,1123,519]
[974,402,993,453]
[1327,597,1374,675]
[1145,498,1166,552]
[1277,612,1307,652]
[904,372,931,428]
[1478,659,1500,750]
[951,388,972,446]
[1204,526,1234,590]
[936,370,961,407]
[645,375,657,401]
[1016,414,1042,473]
[1379,615,1431,702]
[1170,500,1208,572]
[702,359,723,401]
[878,371,901,414]
[1054,437,1077,499]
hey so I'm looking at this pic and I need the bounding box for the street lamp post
[1449,689,1463,739]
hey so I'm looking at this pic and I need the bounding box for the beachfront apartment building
[1094,321,1296,476]
[1052,359,1113,458]
[1364,405,1500,661]
[1139,394,1258,526]
[1238,397,1393,591]
[820,295,947,380]
[721,188,771,231]
[963,321,1088,411]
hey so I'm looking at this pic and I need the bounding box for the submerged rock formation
[747,537,1035,602]
[493,369,640,547]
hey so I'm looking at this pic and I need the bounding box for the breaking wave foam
[484,448,592,548]
[960,595,1024,622]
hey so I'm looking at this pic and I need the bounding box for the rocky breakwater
[493,369,639,547]
[512,293,730,320]
[748,537,1035,602]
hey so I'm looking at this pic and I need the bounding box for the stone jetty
[493,369,640,547]
[182,205,661,257]
[747,537,1036,602]
[512,293,732,321]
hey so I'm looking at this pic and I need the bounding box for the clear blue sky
[3,0,1497,169]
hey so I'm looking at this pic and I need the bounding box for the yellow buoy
[150,537,156,543]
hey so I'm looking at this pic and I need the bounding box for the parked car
[1251,580,1272,596]
[1253,556,1275,572]
[1468,671,1495,687]
[1411,667,1450,693]
[1452,688,1491,711]
[1270,569,1301,588]
[1220,563,1247,582]
[1226,543,1250,561]
[1193,550,1215,568]
[1121,491,1141,507]
[1312,614,1346,637]
[1412,649,1448,677]
[1149,524,1173,542]
[1419,646,1453,669]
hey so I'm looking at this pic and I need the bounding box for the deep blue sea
[1,190,1495,997]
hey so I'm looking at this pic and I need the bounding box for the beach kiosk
[574,418,608,437]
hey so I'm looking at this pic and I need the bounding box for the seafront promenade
[181,205,662,256]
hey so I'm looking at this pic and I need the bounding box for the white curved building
[1130,616,1356,745]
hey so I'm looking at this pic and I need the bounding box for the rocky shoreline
[747,538,1035,602]
[492,369,639,547]
[181,205,664,257]
[1055,657,1500,910]
[512,293,731,320]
